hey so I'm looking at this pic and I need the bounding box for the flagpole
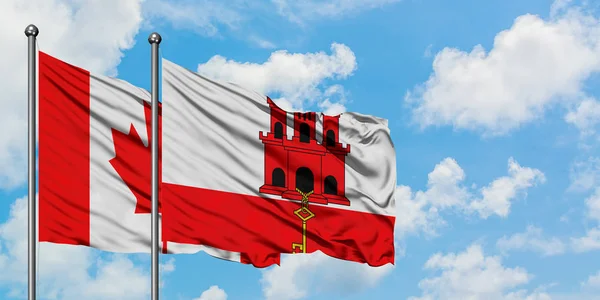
[148,32,162,300]
[24,24,39,300]
[25,24,39,300]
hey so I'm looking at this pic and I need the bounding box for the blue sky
[1,0,600,299]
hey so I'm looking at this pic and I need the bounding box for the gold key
[291,188,315,254]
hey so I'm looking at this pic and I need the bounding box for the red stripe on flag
[39,51,91,245]
[162,183,395,268]
[239,252,281,267]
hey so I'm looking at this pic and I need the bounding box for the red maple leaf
[110,100,162,214]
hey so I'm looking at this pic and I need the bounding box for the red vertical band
[39,51,91,245]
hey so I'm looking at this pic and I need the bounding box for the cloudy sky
[1,0,600,299]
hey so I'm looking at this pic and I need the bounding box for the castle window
[324,176,337,195]
[274,122,283,139]
[326,130,335,147]
[299,123,310,143]
[272,168,285,187]
[296,167,314,193]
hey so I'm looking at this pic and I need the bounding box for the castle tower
[322,115,340,146]
[320,115,351,205]
[259,99,351,206]
[258,97,289,196]
[293,112,317,143]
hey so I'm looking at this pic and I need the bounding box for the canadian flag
[38,51,239,261]
[161,59,396,267]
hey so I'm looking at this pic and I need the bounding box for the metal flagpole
[25,24,39,300]
[148,32,162,300]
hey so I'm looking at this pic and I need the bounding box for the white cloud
[548,281,600,300]
[585,188,600,222]
[260,252,393,300]
[394,157,468,238]
[396,157,545,238]
[582,270,600,290]
[406,4,600,135]
[569,157,600,192]
[159,257,176,288]
[565,97,600,137]
[194,285,228,300]
[142,0,398,47]
[570,186,600,253]
[143,0,243,37]
[495,184,600,255]
[248,35,277,49]
[394,184,445,238]
[496,225,566,256]
[317,85,349,115]
[409,244,551,300]
[469,158,546,219]
[197,43,357,111]
[503,290,554,300]
[318,99,347,115]
[0,0,144,188]
[0,196,156,299]
[423,44,434,58]
[160,257,176,273]
[571,228,600,252]
[550,0,574,17]
[272,0,400,24]
[75,255,150,300]
[418,157,470,209]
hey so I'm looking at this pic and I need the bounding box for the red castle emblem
[259,97,351,206]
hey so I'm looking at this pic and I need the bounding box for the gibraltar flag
[161,59,396,267]
[38,51,239,261]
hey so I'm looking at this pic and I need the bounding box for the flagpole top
[148,32,162,44]
[24,24,39,37]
